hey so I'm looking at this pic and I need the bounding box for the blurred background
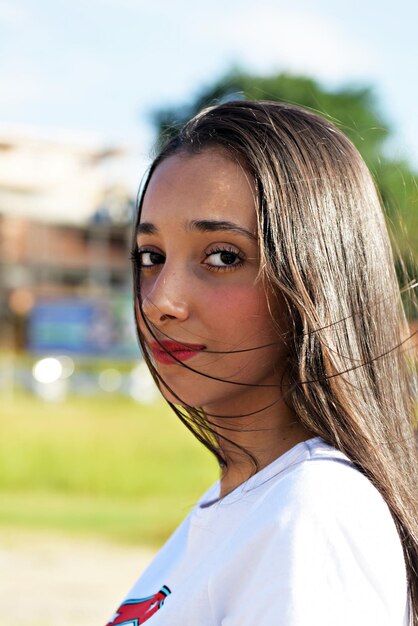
[0,0,417,624]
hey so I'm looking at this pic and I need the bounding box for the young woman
[107,101,417,625]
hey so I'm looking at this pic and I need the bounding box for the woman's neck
[219,424,312,497]
[204,397,313,498]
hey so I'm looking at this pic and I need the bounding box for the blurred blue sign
[28,295,138,358]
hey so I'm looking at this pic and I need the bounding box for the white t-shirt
[107,437,410,626]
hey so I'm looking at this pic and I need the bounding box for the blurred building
[0,124,137,224]
[0,125,140,352]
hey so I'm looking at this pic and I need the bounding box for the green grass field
[1,351,416,548]
[0,391,218,546]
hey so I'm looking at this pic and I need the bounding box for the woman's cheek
[203,283,268,325]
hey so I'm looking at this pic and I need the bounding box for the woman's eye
[138,250,165,267]
[205,249,243,269]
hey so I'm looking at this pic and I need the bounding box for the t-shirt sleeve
[208,462,408,626]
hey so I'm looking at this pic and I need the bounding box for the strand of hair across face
[139,303,417,389]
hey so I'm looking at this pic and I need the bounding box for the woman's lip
[150,341,206,365]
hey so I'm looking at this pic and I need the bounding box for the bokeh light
[98,368,122,392]
[32,357,63,384]
[129,361,159,404]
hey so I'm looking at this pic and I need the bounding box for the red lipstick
[150,340,206,365]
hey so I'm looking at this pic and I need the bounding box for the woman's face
[136,149,289,414]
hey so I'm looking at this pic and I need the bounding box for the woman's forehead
[141,150,257,231]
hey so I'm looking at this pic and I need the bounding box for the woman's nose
[140,265,190,326]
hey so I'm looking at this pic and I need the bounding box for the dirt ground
[0,528,155,626]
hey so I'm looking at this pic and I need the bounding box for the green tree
[152,70,417,282]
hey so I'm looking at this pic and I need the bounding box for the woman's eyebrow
[137,222,158,236]
[188,219,257,241]
[137,219,256,241]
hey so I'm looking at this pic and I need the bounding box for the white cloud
[207,5,378,85]
[0,45,109,118]
[72,0,150,10]
[0,66,53,109]
[0,1,28,25]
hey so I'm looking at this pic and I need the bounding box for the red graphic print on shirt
[107,586,171,625]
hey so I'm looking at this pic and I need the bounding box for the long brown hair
[131,100,418,623]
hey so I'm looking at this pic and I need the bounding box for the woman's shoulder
[263,439,406,580]
[202,437,395,525]
[224,440,409,626]
[268,438,394,525]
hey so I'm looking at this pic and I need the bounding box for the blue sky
[1,0,417,175]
